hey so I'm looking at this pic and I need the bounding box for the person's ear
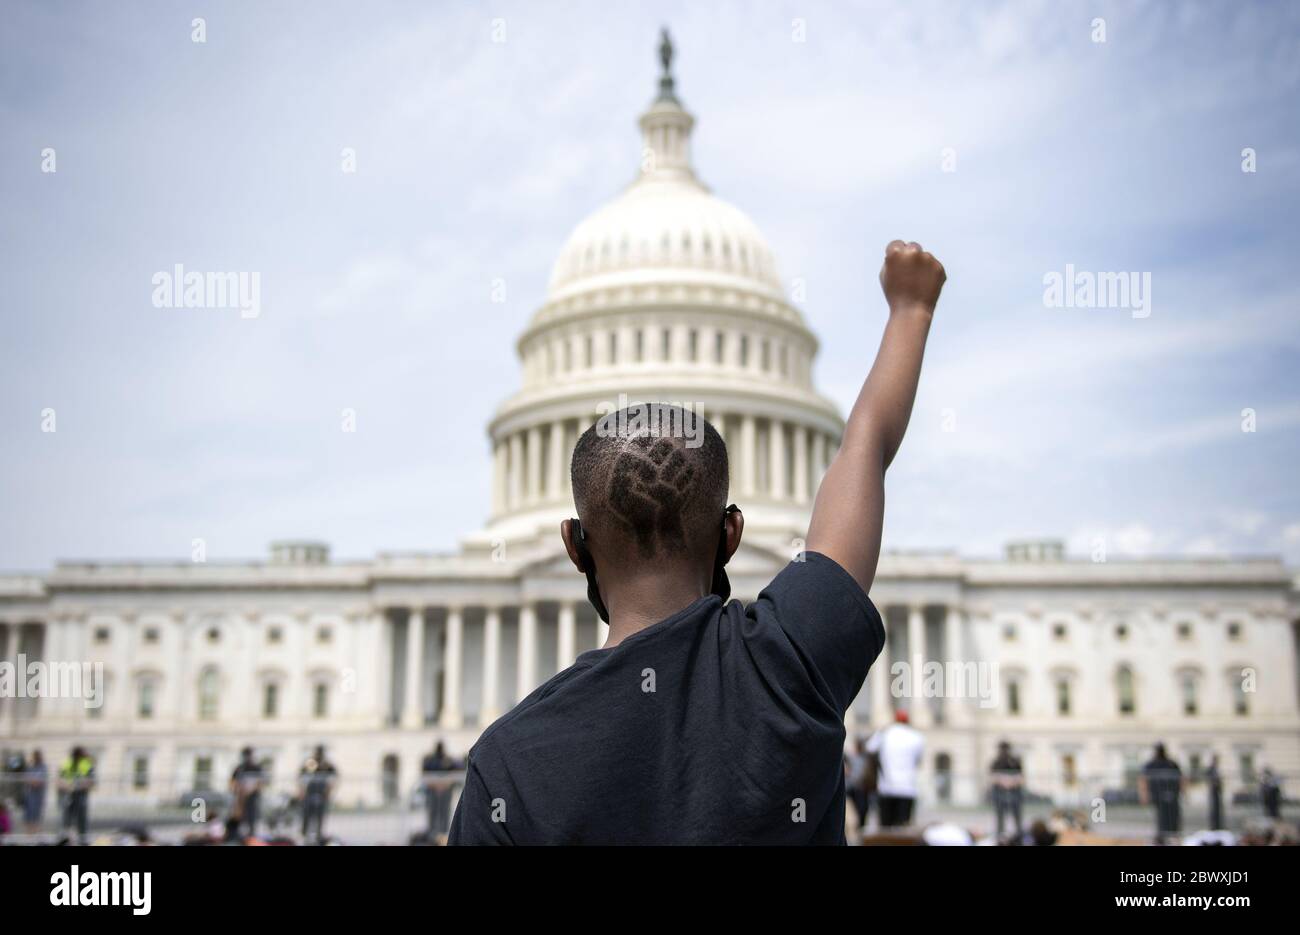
[724,509,744,563]
[560,519,586,573]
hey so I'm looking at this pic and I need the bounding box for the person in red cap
[867,708,925,828]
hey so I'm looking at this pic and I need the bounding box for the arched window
[263,681,280,719]
[137,675,159,720]
[313,682,330,719]
[1007,678,1022,716]
[1055,675,1072,716]
[1116,665,1136,716]
[1231,670,1250,716]
[198,667,220,721]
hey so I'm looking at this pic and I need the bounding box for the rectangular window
[194,756,213,792]
[132,755,149,790]
[263,683,279,719]
[138,680,155,720]
[313,683,329,718]
[1056,679,1070,716]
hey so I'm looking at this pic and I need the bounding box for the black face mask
[570,504,741,624]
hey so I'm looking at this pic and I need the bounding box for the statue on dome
[657,28,678,102]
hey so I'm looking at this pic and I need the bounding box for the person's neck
[600,566,711,648]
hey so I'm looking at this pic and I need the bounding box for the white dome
[547,176,784,299]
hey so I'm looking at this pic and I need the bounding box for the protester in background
[23,748,48,834]
[845,737,871,832]
[298,745,338,843]
[1139,742,1183,844]
[0,800,12,838]
[421,740,457,839]
[866,710,924,828]
[58,746,95,844]
[230,746,265,839]
[1205,755,1224,831]
[1260,767,1282,820]
[990,741,1025,839]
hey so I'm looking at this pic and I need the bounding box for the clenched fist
[879,240,945,315]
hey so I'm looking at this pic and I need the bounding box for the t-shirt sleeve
[744,550,886,716]
[447,758,513,845]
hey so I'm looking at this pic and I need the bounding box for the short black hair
[571,404,728,560]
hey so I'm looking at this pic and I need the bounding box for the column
[769,420,787,499]
[557,602,577,671]
[943,605,968,727]
[813,432,829,487]
[526,425,543,504]
[908,605,931,727]
[491,441,506,514]
[562,422,577,496]
[792,424,809,504]
[481,607,502,723]
[402,608,425,728]
[547,421,565,501]
[871,614,891,728]
[595,618,610,649]
[516,603,537,700]
[740,415,757,497]
[32,620,54,723]
[725,330,742,368]
[508,433,523,509]
[440,607,463,729]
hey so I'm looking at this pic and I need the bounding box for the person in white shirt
[866,710,924,828]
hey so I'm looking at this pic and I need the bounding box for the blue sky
[2,0,1298,569]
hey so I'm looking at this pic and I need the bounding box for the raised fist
[879,240,946,314]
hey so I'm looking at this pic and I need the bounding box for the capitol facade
[2,51,1298,812]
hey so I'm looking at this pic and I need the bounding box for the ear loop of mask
[571,519,608,623]
[573,504,741,625]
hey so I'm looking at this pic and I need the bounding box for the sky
[1,0,1298,570]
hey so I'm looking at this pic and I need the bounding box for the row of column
[492,414,839,514]
[0,622,46,726]
[861,605,969,732]
[398,603,608,731]
[523,324,814,388]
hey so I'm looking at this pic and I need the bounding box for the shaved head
[571,404,728,561]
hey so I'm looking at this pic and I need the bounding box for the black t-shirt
[449,552,884,845]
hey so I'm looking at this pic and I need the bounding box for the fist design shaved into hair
[609,436,697,557]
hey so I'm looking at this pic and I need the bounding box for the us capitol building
[3,40,1298,812]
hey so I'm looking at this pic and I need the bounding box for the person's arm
[806,241,945,593]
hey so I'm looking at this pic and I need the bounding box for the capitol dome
[546,161,785,301]
[475,32,844,551]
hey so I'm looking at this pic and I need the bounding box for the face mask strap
[571,518,610,623]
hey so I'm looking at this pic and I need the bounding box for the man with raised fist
[451,242,945,844]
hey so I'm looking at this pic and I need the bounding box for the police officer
[298,745,337,843]
[229,747,265,839]
[1205,755,1224,831]
[58,746,95,843]
[421,741,458,840]
[990,741,1024,839]
[1139,742,1184,844]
